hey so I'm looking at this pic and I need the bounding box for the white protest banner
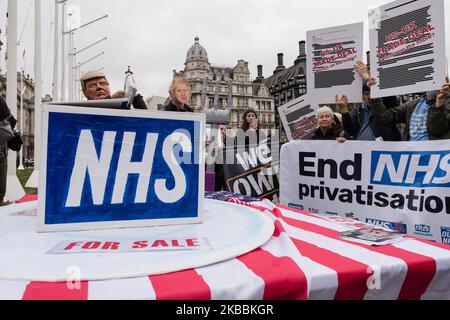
[278,94,318,141]
[368,0,446,98]
[307,22,364,104]
[280,139,450,244]
[38,105,205,232]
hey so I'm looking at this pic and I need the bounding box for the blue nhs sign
[370,150,450,188]
[38,105,205,232]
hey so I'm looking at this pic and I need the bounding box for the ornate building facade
[175,37,275,130]
[263,41,308,141]
[0,71,44,165]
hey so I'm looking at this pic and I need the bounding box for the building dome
[186,36,208,62]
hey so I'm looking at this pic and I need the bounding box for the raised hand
[335,94,349,113]
[367,77,377,87]
[436,79,450,108]
[354,60,370,81]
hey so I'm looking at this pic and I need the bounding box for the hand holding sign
[354,60,370,81]
[436,77,450,108]
[366,77,377,87]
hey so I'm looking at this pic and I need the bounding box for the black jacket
[310,123,351,140]
[164,101,193,112]
[0,96,16,129]
[132,94,148,110]
[0,96,11,121]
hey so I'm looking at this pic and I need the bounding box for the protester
[0,96,16,206]
[165,76,201,112]
[236,108,264,146]
[241,108,258,133]
[354,61,450,141]
[213,124,227,191]
[80,70,148,109]
[310,106,350,142]
[336,68,402,141]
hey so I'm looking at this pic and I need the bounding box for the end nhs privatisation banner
[280,140,450,244]
[38,105,205,232]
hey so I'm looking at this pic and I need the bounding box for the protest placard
[307,22,364,104]
[369,0,446,98]
[38,105,205,232]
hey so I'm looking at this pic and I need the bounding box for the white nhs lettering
[65,130,192,207]
[372,153,450,185]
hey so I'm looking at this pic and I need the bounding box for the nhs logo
[38,105,205,232]
[370,151,450,187]
[366,219,407,233]
[415,224,431,233]
[441,227,450,245]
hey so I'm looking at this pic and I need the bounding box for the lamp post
[25,0,42,188]
[5,0,25,201]
[18,70,25,170]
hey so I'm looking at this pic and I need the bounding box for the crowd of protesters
[1,62,448,198]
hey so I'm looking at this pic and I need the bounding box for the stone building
[0,71,38,165]
[175,37,275,130]
[263,41,308,141]
[145,95,167,111]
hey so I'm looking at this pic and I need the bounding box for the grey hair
[316,106,333,117]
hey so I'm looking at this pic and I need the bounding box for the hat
[80,70,107,91]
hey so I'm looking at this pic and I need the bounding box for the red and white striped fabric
[1,201,450,300]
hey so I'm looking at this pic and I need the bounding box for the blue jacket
[342,102,401,141]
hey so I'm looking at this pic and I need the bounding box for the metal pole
[77,63,81,100]
[60,1,66,100]
[5,0,25,201]
[52,0,59,101]
[70,37,107,56]
[73,51,104,69]
[18,70,24,170]
[26,0,43,188]
[63,14,108,34]
[73,46,77,100]
[67,12,73,101]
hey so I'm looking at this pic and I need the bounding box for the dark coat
[342,103,401,141]
[310,123,351,140]
[132,94,148,110]
[164,101,193,112]
[0,97,11,122]
[372,96,450,141]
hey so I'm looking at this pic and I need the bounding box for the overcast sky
[1,0,449,99]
